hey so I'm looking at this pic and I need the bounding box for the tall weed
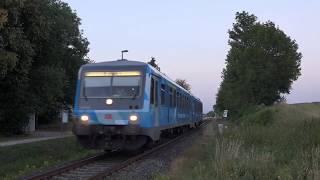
[161,104,320,180]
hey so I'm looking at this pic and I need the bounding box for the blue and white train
[73,60,203,151]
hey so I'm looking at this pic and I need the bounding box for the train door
[168,87,176,124]
[176,91,181,123]
[150,76,160,126]
[160,83,169,125]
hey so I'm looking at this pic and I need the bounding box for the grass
[0,137,98,179]
[157,103,320,180]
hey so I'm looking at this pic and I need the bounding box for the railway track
[21,121,210,180]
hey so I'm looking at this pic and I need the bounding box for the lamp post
[121,50,128,60]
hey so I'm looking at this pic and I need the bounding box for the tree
[22,0,89,123]
[147,57,160,71]
[215,11,302,117]
[0,0,35,134]
[206,111,215,117]
[176,79,191,92]
[0,0,89,134]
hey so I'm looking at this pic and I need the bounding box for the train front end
[73,60,153,151]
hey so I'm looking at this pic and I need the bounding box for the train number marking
[104,114,112,120]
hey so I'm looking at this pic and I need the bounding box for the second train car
[73,60,203,151]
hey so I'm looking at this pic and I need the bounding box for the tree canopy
[215,11,302,117]
[176,79,191,92]
[206,111,215,117]
[0,0,89,134]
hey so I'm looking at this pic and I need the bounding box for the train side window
[182,96,185,110]
[181,95,183,110]
[180,94,182,109]
[169,87,173,107]
[150,78,155,105]
[161,84,165,105]
[186,97,188,110]
[185,97,188,110]
[185,97,187,111]
[186,97,189,111]
[177,92,180,108]
[155,80,159,106]
[173,89,176,107]
[183,96,185,110]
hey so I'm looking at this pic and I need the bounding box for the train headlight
[80,115,89,121]
[129,115,138,121]
[106,99,113,105]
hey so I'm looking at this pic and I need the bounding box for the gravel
[107,123,213,180]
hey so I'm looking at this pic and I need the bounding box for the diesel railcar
[73,60,203,151]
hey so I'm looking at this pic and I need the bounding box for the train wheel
[123,135,148,152]
[145,138,156,149]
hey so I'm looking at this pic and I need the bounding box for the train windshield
[83,71,141,98]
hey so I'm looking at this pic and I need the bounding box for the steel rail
[20,120,210,180]
[89,121,210,180]
[21,152,107,180]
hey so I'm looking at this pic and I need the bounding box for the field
[158,103,320,180]
[0,137,98,179]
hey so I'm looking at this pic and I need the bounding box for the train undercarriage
[74,123,200,152]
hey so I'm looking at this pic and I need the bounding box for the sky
[64,0,320,113]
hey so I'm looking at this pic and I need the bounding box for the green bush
[233,105,276,126]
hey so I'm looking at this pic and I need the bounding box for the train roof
[82,59,147,67]
[147,64,202,102]
[81,60,202,103]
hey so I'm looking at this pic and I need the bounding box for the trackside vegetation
[0,137,98,179]
[157,103,320,180]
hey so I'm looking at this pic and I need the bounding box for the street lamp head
[121,50,129,60]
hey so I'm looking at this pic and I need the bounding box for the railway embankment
[158,103,320,179]
[105,121,214,180]
[0,137,98,179]
[0,121,211,180]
